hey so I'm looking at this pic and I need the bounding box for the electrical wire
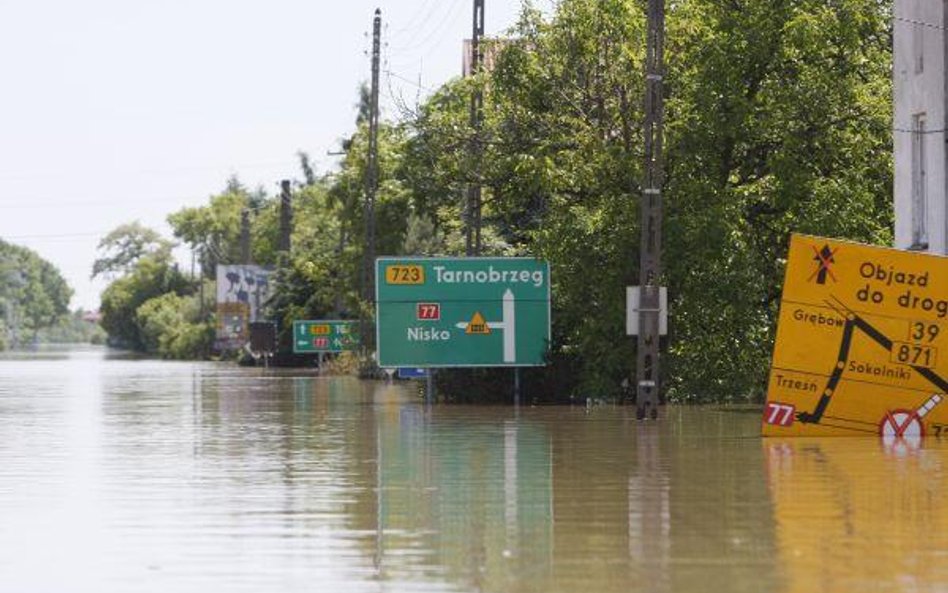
[388,0,466,54]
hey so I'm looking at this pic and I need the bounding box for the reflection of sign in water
[764,440,948,591]
[375,257,551,367]
[763,235,948,437]
[215,265,272,343]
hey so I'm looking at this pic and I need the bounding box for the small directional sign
[397,367,429,379]
[292,320,360,354]
[376,257,551,367]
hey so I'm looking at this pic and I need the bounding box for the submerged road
[1,347,946,592]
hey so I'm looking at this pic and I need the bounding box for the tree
[0,239,72,346]
[95,224,192,350]
[167,177,272,276]
[91,221,173,279]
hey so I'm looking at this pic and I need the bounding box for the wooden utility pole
[635,0,665,420]
[279,180,292,253]
[363,8,382,350]
[465,0,485,256]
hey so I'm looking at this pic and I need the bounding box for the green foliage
[661,0,893,401]
[168,177,274,275]
[403,0,892,401]
[97,229,193,350]
[35,310,107,345]
[91,221,174,279]
[92,0,895,403]
[0,239,73,347]
[136,290,213,359]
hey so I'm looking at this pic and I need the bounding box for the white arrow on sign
[455,289,517,363]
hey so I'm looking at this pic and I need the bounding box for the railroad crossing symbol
[454,288,517,363]
[809,244,838,285]
[465,311,491,335]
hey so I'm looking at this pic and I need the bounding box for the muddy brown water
[1,347,946,592]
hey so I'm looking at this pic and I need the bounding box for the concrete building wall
[894,0,947,254]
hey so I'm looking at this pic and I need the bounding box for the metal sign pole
[514,368,521,407]
[425,369,435,405]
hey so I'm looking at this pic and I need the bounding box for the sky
[0,0,547,310]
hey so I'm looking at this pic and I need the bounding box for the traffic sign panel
[375,257,551,367]
[292,320,360,353]
[397,367,429,379]
[763,234,948,437]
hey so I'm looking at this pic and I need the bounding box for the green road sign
[375,257,551,367]
[293,320,360,353]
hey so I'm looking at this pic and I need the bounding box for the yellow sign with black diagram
[763,234,948,437]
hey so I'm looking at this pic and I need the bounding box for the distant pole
[240,209,251,264]
[279,180,292,253]
[362,8,382,353]
[635,0,665,420]
[465,0,485,256]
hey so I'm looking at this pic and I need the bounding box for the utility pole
[279,180,292,253]
[240,209,251,264]
[465,0,485,256]
[635,0,665,420]
[363,8,382,351]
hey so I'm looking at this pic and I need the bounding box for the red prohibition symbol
[879,409,925,438]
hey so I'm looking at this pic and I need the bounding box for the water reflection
[1,350,946,592]
[765,438,948,593]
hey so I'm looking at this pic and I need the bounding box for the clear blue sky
[0,0,544,310]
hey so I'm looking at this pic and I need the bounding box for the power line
[388,0,466,54]
[0,158,301,181]
[384,69,436,93]
[387,0,446,41]
[2,231,110,241]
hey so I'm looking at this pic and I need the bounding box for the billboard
[215,265,273,348]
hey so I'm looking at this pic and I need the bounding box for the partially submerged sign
[375,257,551,367]
[293,320,360,353]
[763,234,948,437]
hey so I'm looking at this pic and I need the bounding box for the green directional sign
[293,320,360,353]
[375,257,551,367]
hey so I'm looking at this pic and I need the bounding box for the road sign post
[375,257,551,368]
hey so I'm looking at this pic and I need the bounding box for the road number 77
[764,402,796,427]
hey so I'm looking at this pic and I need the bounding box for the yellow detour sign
[763,234,948,437]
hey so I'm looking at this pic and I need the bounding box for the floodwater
[1,348,948,593]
